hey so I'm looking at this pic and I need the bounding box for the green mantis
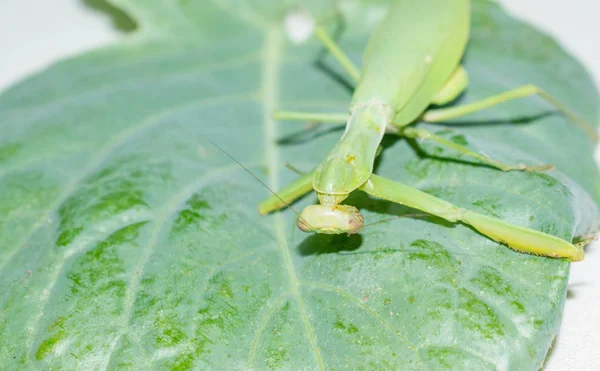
[255,0,597,262]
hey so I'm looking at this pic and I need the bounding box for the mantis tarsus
[233,0,598,262]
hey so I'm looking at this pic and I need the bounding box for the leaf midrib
[260,25,325,370]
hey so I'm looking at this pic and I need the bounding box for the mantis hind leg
[360,174,584,261]
[272,28,359,126]
[314,26,361,82]
[401,126,554,172]
[422,84,598,140]
[398,66,551,171]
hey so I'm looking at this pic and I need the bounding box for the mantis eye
[297,205,364,235]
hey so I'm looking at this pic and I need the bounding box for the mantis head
[297,204,364,235]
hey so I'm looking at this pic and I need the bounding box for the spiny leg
[274,109,552,172]
[276,26,358,126]
[360,174,584,261]
[422,84,598,140]
[273,26,359,125]
[400,67,553,171]
[259,170,314,215]
[270,66,467,127]
[260,145,383,214]
[314,26,361,82]
[401,126,553,172]
[273,107,550,171]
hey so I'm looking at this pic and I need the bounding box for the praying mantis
[234,0,598,262]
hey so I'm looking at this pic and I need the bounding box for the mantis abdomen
[353,0,469,124]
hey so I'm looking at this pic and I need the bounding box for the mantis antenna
[208,140,316,231]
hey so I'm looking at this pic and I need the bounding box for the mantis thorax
[297,103,391,235]
[312,102,391,195]
[317,192,347,206]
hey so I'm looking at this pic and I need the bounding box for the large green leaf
[1,0,599,369]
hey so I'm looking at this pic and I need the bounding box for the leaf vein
[299,281,421,356]
[0,53,260,117]
[105,164,250,366]
[0,94,254,277]
[24,217,152,360]
[246,295,290,369]
[262,27,325,370]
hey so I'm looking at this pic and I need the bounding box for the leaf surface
[1,0,599,369]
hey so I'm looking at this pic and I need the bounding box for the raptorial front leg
[401,126,553,172]
[359,174,584,261]
[259,170,315,215]
[422,84,598,140]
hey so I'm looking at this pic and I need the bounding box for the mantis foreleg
[360,174,584,261]
[259,168,584,261]
[258,171,313,215]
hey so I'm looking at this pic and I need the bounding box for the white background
[0,1,598,370]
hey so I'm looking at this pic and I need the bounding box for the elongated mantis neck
[312,102,392,198]
[295,103,391,234]
[317,192,348,206]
